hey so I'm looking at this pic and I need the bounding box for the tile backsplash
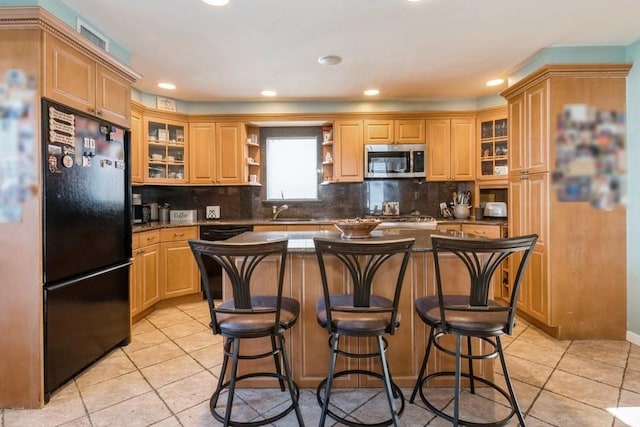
[135,179,473,221]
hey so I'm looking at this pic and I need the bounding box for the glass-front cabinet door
[144,116,188,184]
[478,116,508,181]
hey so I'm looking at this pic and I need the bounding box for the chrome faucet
[272,204,289,220]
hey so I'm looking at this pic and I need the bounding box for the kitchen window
[266,136,318,200]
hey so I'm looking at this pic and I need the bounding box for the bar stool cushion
[216,296,300,335]
[316,294,401,335]
[415,295,508,334]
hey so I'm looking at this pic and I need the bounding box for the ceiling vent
[76,19,109,52]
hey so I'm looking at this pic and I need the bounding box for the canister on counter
[159,203,170,223]
[148,202,159,221]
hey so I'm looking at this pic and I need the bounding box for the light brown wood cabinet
[188,122,216,184]
[426,118,475,181]
[508,80,549,176]
[436,223,461,232]
[461,223,501,238]
[477,108,509,183]
[215,123,245,185]
[501,64,630,339]
[364,119,425,144]
[189,122,247,185]
[144,115,189,184]
[333,120,364,182]
[43,33,131,128]
[130,106,144,184]
[160,227,200,298]
[131,230,161,317]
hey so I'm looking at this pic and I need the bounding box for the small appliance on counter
[484,202,507,218]
[132,194,143,224]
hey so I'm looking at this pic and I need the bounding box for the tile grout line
[123,317,188,427]
[72,378,95,427]
[612,341,633,427]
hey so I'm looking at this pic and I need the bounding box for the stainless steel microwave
[364,143,426,178]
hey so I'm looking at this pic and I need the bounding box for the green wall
[626,40,640,336]
[0,0,130,63]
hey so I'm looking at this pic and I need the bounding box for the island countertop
[223,228,483,253]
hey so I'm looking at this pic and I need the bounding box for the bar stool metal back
[410,234,538,427]
[313,236,415,427]
[189,238,304,427]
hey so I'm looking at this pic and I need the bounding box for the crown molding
[0,6,141,83]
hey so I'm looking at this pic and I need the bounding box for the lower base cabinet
[160,227,200,298]
[131,227,200,319]
[131,230,161,318]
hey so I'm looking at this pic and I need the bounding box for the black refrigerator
[42,99,131,400]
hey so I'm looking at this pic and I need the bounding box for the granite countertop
[222,229,485,253]
[133,217,506,233]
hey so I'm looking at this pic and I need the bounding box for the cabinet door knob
[174,233,185,237]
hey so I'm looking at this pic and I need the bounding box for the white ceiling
[61,0,640,103]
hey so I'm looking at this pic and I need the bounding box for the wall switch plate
[206,206,220,219]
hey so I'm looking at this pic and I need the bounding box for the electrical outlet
[206,206,220,220]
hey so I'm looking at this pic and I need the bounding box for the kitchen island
[218,229,494,388]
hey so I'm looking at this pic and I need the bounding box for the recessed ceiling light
[364,89,380,96]
[486,79,505,87]
[158,82,176,90]
[261,90,277,97]
[318,55,342,66]
[202,0,229,6]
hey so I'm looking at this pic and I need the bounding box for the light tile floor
[3,300,640,426]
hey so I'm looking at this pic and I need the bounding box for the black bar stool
[313,236,415,427]
[189,238,304,427]
[410,234,538,427]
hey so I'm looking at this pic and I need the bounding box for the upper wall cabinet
[43,33,131,128]
[144,116,189,184]
[215,123,246,185]
[426,118,475,181]
[189,121,247,185]
[130,105,144,184]
[477,108,509,182]
[333,120,364,182]
[364,119,425,144]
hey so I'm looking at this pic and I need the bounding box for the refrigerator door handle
[45,261,132,290]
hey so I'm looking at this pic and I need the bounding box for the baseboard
[627,330,640,346]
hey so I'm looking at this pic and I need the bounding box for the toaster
[484,202,507,218]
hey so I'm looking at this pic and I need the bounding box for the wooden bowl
[332,218,381,239]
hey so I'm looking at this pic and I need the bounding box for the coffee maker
[132,194,143,224]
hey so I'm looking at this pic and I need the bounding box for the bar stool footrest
[416,371,517,427]
[210,372,300,427]
[316,369,405,427]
